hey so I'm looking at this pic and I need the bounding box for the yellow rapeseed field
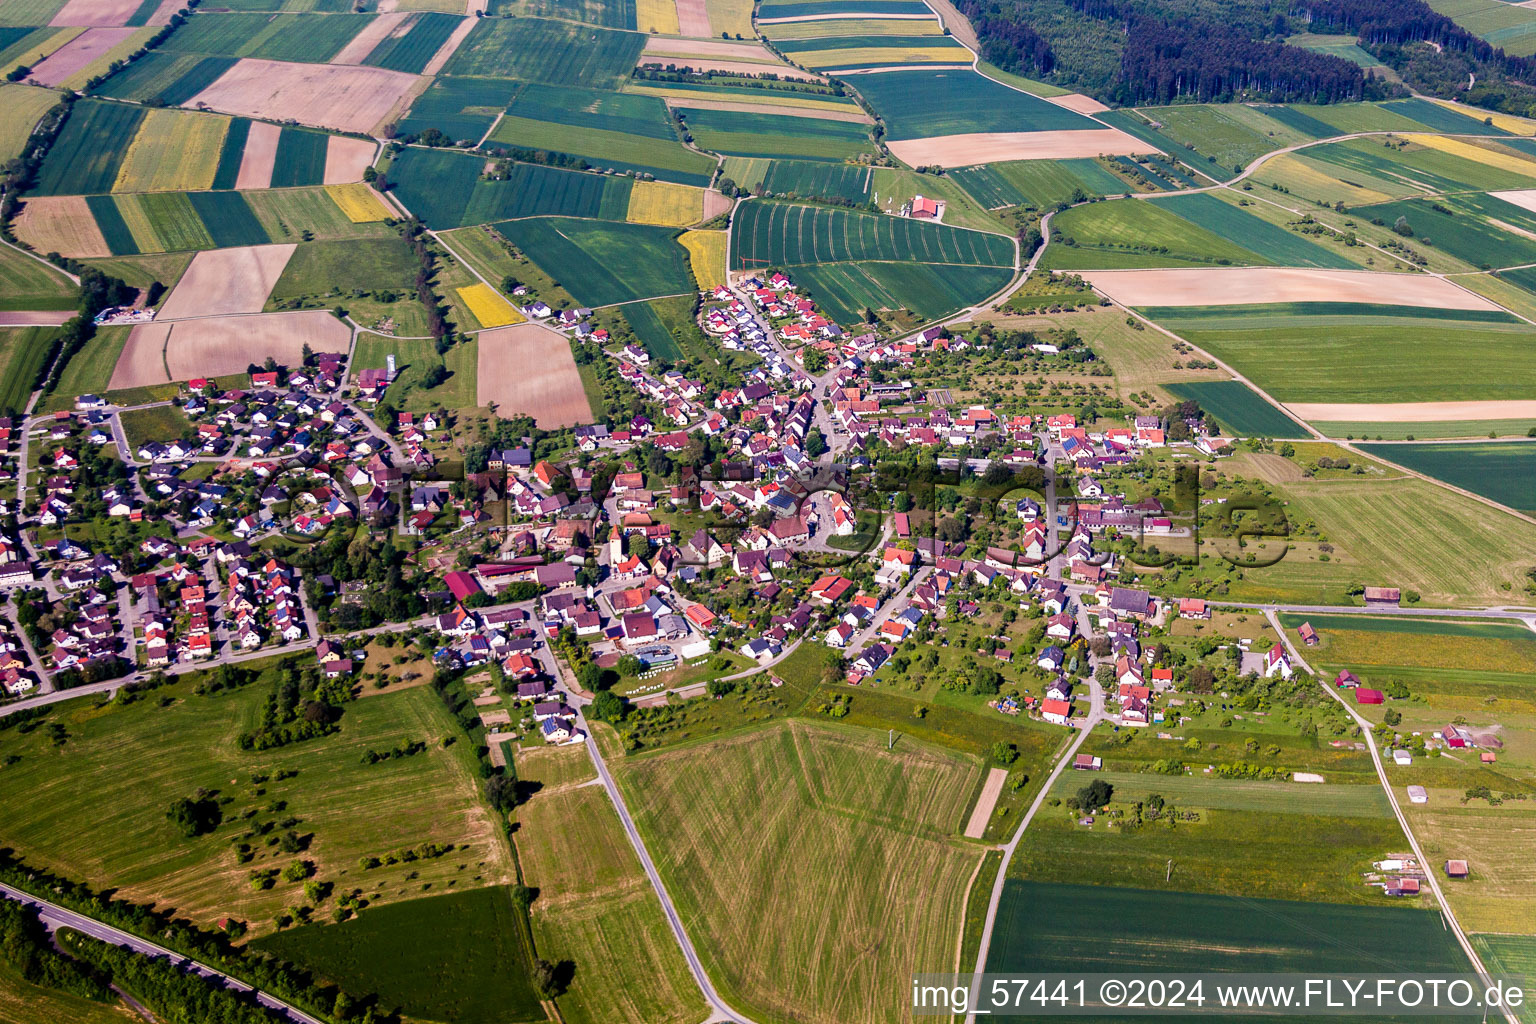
[627,180,703,227]
[636,0,681,34]
[1427,98,1536,137]
[458,282,526,328]
[325,182,393,222]
[114,109,228,193]
[1406,133,1536,176]
[796,45,967,68]
[679,229,727,290]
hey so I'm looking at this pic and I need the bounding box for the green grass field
[512,745,707,1024]
[761,159,871,201]
[1164,380,1307,437]
[952,157,1130,210]
[393,75,518,144]
[1148,193,1357,268]
[445,16,645,87]
[92,51,237,105]
[487,114,715,185]
[0,955,132,1024]
[254,887,545,1024]
[1046,197,1265,268]
[793,259,1013,324]
[848,67,1096,139]
[32,99,142,197]
[1131,103,1289,177]
[1474,935,1536,1022]
[496,217,693,307]
[362,11,463,73]
[161,10,373,62]
[1355,441,1536,512]
[0,326,56,413]
[1277,612,1536,675]
[0,245,76,311]
[269,237,418,300]
[988,881,1473,977]
[616,719,984,1024]
[388,148,633,229]
[119,403,189,448]
[677,106,875,161]
[0,84,57,167]
[1053,769,1393,818]
[0,676,514,933]
[621,298,684,361]
[1172,314,1536,403]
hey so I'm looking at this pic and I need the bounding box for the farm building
[1364,586,1401,607]
[1355,688,1384,705]
[1073,754,1101,771]
[1384,877,1420,896]
[1298,622,1318,646]
[1407,785,1428,804]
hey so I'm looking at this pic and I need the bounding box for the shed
[1444,860,1469,878]
[1407,785,1428,804]
[1355,688,1384,705]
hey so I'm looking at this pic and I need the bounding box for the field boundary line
[1267,610,1519,1024]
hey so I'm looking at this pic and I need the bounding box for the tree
[590,689,627,722]
[531,958,564,999]
[990,741,1018,765]
[1076,779,1113,811]
[166,795,221,837]
[616,654,642,677]
[802,347,828,374]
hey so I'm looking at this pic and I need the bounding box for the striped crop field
[113,108,230,193]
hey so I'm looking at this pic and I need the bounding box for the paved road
[575,707,761,1024]
[0,881,325,1024]
[1266,612,1518,1024]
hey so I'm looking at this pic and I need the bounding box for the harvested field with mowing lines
[457,281,526,328]
[1277,612,1536,676]
[183,57,418,135]
[988,882,1470,977]
[1083,266,1501,310]
[0,84,57,166]
[255,887,544,1024]
[497,217,693,306]
[616,720,984,1024]
[446,17,645,87]
[1165,380,1307,437]
[326,182,393,221]
[12,195,110,257]
[1355,441,1536,512]
[731,199,1014,269]
[1171,313,1536,404]
[626,179,703,226]
[513,744,707,1024]
[108,308,347,387]
[476,322,592,426]
[0,679,514,935]
[113,107,228,193]
[155,243,295,319]
[679,229,726,289]
[27,25,140,86]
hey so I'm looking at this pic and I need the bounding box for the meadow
[0,956,133,1024]
[1164,380,1307,437]
[1277,612,1536,675]
[254,887,545,1024]
[848,68,1098,139]
[445,16,645,88]
[0,326,57,413]
[987,881,1473,977]
[1404,801,1536,934]
[32,99,143,196]
[867,165,1007,233]
[952,157,1129,210]
[1355,441,1536,512]
[1045,198,1265,268]
[615,720,985,1024]
[1170,313,1536,403]
[1309,137,1536,197]
[512,0,637,28]
[0,246,76,311]
[495,217,693,307]
[1146,193,1356,268]
[1054,769,1393,818]
[677,106,875,161]
[488,114,715,185]
[512,745,707,1024]
[353,333,478,412]
[0,677,514,933]
[622,298,685,360]
[268,236,418,301]
[0,84,58,166]
[1127,103,1288,177]
[731,199,1015,269]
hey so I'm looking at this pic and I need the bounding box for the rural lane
[1266,611,1519,1024]
[574,707,763,1024]
[964,678,1104,1023]
[0,881,325,1024]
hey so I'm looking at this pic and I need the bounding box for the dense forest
[963,0,1536,115]
[957,0,1382,103]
